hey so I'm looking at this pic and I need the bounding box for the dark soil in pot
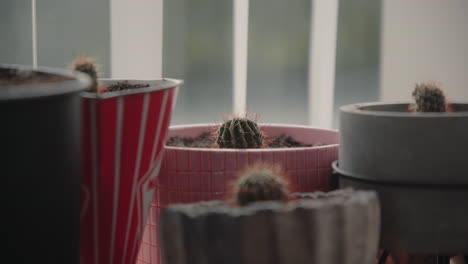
[166,132,215,148]
[167,132,325,148]
[0,68,72,85]
[104,80,150,92]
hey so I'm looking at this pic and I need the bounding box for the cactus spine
[412,82,447,112]
[233,164,289,206]
[216,117,264,148]
[70,55,99,92]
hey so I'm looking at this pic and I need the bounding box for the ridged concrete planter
[80,79,182,264]
[160,189,380,264]
[137,124,339,264]
[2,64,90,264]
[337,102,468,254]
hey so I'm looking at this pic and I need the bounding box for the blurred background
[1,0,467,128]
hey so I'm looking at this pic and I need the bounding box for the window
[1,0,467,129]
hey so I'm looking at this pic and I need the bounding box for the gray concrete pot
[339,102,468,185]
[337,102,468,254]
[160,189,380,264]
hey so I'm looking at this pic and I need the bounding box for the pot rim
[165,189,376,216]
[332,161,468,188]
[0,63,91,100]
[165,123,339,152]
[80,78,183,99]
[341,101,468,118]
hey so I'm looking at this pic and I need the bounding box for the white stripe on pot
[308,0,339,128]
[150,91,169,163]
[133,94,160,263]
[80,185,90,222]
[122,93,151,264]
[90,101,99,264]
[141,147,166,215]
[132,90,169,260]
[110,97,124,264]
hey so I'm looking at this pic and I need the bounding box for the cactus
[70,55,99,92]
[412,82,447,112]
[216,117,264,148]
[232,164,289,206]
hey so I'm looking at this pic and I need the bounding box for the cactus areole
[216,117,264,148]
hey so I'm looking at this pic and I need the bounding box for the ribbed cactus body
[216,118,264,148]
[412,82,447,112]
[70,55,99,92]
[233,165,289,206]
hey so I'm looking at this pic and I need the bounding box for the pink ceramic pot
[137,124,339,264]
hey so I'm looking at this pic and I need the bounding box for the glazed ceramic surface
[138,124,339,264]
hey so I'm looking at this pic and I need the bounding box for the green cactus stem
[233,164,289,206]
[216,117,264,148]
[412,82,447,112]
[70,55,99,92]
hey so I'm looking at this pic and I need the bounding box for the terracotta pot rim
[165,123,339,152]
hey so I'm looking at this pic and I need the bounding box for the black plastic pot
[1,64,90,263]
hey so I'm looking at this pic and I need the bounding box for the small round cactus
[412,82,447,112]
[70,55,99,92]
[232,164,289,206]
[216,117,264,148]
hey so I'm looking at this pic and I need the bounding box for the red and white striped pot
[80,79,182,264]
[137,124,339,264]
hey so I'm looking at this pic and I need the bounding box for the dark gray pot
[337,102,468,254]
[1,64,90,264]
[160,190,380,264]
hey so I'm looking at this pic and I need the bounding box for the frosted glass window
[37,0,110,76]
[247,0,310,125]
[163,0,233,125]
[1,0,383,129]
[0,0,110,76]
[0,0,33,65]
[333,0,381,128]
